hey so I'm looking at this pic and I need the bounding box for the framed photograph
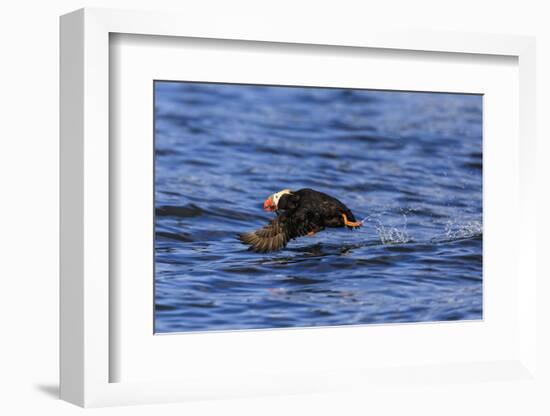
[60,8,538,408]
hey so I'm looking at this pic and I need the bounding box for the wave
[253,232,482,264]
[156,204,204,218]
[156,203,253,221]
[156,203,482,251]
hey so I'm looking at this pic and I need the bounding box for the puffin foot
[342,213,362,228]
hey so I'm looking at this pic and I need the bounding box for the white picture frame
[60,7,538,408]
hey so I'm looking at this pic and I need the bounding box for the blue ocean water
[154,81,482,333]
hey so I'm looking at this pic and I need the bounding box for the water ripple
[154,82,483,333]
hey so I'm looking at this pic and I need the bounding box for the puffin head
[263,189,292,212]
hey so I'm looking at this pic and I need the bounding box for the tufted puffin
[239,188,362,253]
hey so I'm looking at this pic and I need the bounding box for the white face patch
[272,189,292,207]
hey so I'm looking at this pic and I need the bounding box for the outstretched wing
[238,211,318,253]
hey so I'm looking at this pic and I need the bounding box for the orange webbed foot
[342,213,362,228]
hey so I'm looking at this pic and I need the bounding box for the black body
[239,188,360,253]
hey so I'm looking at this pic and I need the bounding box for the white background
[0,1,548,415]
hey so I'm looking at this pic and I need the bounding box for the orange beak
[263,196,276,212]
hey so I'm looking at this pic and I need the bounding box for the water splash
[363,211,412,245]
[443,218,482,240]
[361,209,481,246]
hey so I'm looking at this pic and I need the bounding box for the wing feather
[238,213,317,253]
